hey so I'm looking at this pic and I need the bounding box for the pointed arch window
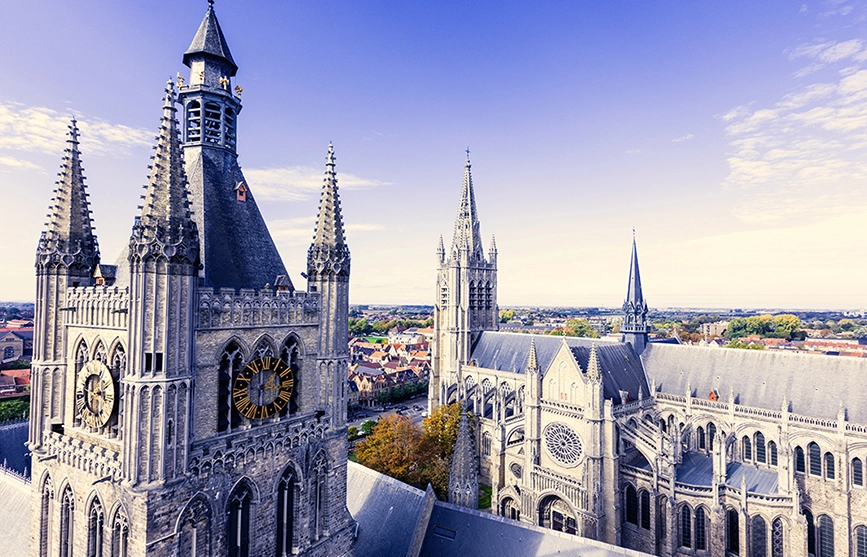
[697,426,705,450]
[855,524,867,557]
[87,497,105,557]
[853,457,863,486]
[708,422,716,451]
[752,515,767,557]
[312,455,328,541]
[824,452,835,479]
[280,337,302,416]
[624,485,638,525]
[227,483,253,557]
[769,441,778,466]
[656,496,667,541]
[178,497,211,557]
[680,505,692,548]
[276,467,297,557]
[203,102,221,145]
[772,517,784,557]
[60,486,75,557]
[218,342,244,432]
[224,108,236,151]
[481,432,492,456]
[817,515,833,557]
[743,436,753,461]
[808,442,822,476]
[39,476,54,557]
[640,490,650,530]
[695,507,707,550]
[110,508,129,557]
[187,101,201,142]
[804,509,816,556]
[93,341,107,364]
[755,432,766,463]
[795,446,806,473]
[726,508,740,555]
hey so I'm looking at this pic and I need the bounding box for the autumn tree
[546,318,598,338]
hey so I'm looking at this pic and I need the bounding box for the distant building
[700,320,729,337]
[0,328,33,362]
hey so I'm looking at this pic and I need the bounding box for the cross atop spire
[451,152,484,259]
[36,118,100,272]
[129,80,199,266]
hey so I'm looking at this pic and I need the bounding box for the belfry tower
[621,233,650,354]
[432,154,498,411]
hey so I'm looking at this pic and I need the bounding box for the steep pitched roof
[183,2,238,76]
[470,332,648,404]
[450,155,484,259]
[641,342,867,423]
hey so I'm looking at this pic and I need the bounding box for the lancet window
[227,483,253,557]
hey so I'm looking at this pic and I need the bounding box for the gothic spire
[437,235,445,262]
[587,342,601,383]
[308,144,350,280]
[129,80,199,266]
[36,118,99,272]
[451,153,484,259]
[184,1,237,76]
[622,232,650,353]
[624,231,646,313]
[448,410,478,509]
[526,336,540,375]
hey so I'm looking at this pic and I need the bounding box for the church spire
[36,118,99,274]
[129,80,199,266]
[622,231,650,354]
[448,410,478,509]
[451,152,484,259]
[308,144,350,281]
[526,336,540,375]
[184,0,237,76]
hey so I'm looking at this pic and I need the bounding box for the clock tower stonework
[28,5,355,557]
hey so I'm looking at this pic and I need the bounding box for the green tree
[0,399,29,422]
[499,309,515,323]
[360,419,377,436]
[546,318,598,338]
[348,426,359,441]
[772,314,802,339]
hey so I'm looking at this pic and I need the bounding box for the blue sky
[1,1,866,309]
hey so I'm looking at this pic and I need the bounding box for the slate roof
[0,472,30,556]
[641,343,867,423]
[183,4,238,76]
[346,461,428,557]
[673,452,778,494]
[470,332,649,404]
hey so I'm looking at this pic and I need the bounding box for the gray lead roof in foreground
[470,332,649,404]
[641,342,867,423]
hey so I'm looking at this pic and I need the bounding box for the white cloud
[267,217,385,247]
[720,39,867,224]
[0,101,151,156]
[672,133,694,143]
[245,165,391,202]
[0,155,43,171]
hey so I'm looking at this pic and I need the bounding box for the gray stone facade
[433,167,867,556]
[28,5,354,557]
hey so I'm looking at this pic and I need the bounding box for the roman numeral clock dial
[232,357,294,420]
[75,360,116,429]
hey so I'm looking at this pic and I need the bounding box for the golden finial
[219,76,229,89]
[176,72,185,87]
[234,84,243,98]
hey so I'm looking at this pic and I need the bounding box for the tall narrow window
[187,101,201,142]
[795,447,806,473]
[224,108,236,151]
[204,102,221,145]
[854,458,864,486]
[313,455,327,541]
[640,490,650,530]
[855,525,867,557]
[772,518,784,557]
[625,485,638,525]
[804,509,815,556]
[824,453,835,480]
[727,509,740,555]
[755,432,766,463]
[817,515,833,557]
[680,506,692,548]
[87,498,105,557]
[280,338,302,416]
[769,441,778,466]
[276,468,296,557]
[752,515,767,557]
[695,507,706,550]
[743,436,753,461]
[656,496,667,541]
[218,343,243,432]
[110,509,129,557]
[40,477,54,557]
[178,497,211,557]
[809,442,822,476]
[227,484,252,557]
[708,422,716,451]
[60,486,75,557]
[697,426,706,449]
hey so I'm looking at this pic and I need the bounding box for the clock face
[75,360,115,429]
[232,357,294,420]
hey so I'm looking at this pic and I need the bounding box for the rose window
[544,422,583,466]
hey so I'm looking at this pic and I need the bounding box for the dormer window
[235,181,248,202]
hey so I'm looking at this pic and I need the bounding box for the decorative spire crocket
[451,153,484,260]
[36,118,100,274]
[307,143,350,281]
[129,80,199,267]
[448,410,478,509]
[622,232,650,354]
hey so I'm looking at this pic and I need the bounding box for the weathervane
[465,147,471,158]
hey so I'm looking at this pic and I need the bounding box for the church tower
[621,233,649,354]
[432,154,498,410]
